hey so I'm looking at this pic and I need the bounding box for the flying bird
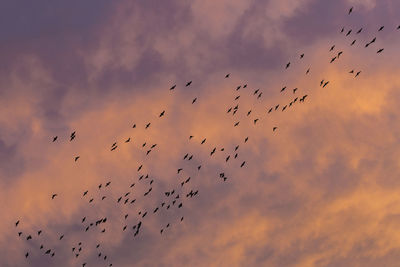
[348,7,353,15]
[185,81,192,87]
[52,136,58,142]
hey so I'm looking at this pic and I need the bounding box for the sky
[1,0,400,266]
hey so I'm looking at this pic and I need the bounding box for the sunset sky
[2,0,400,266]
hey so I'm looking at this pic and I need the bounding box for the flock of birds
[12,6,400,266]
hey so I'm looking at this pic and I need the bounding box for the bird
[377,48,384,53]
[74,156,80,162]
[51,194,57,199]
[38,230,42,235]
[340,27,344,33]
[378,26,384,31]
[234,121,240,127]
[293,88,298,94]
[125,137,130,143]
[330,56,337,63]
[132,124,136,128]
[52,136,58,142]
[185,81,192,87]
[329,45,335,51]
[300,53,304,59]
[280,86,286,92]
[346,29,352,36]
[306,68,310,74]
[225,73,230,78]
[15,220,19,227]
[273,127,278,131]
[145,122,151,129]
[70,131,76,141]
[355,71,361,77]
[170,84,176,90]
[351,39,356,46]
[356,28,363,34]
[240,161,246,168]
[349,70,354,74]
[192,98,197,104]
[159,110,165,117]
[201,138,206,144]
[25,252,29,258]
[348,7,353,15]
[285,62,290,69]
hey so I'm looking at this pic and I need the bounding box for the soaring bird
[280,86,286,92]
[293,88,298,94]
[70,131,76,141]
[25,252,29,258]
[340,27,344,33]
[125,137,130,143]
[192,98,197,104]
[159,110,165,117]
[74,156,80,162]
[356,28,363,34]
[348,7,353,15]
[306,68,310,74]
[185,81,192,87]
[170,84,176,90]
[201,138,206,144]
[15,220,19,227]
[378,26,384,31]
[300,53,304,59]
[355,71,361,77]
[329,45,335,51]
[377,48,384,53]
[51,194,57,199]
[225,73,230,78]
[273,127,278,131]
[351,39,356,46]
[240,161,246,168]
[346,29,352,36]
[285,62,290,69]
[52,136,58,142]
[268,108,273,113]
[145,122,151,129]
[349,70,354,74]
